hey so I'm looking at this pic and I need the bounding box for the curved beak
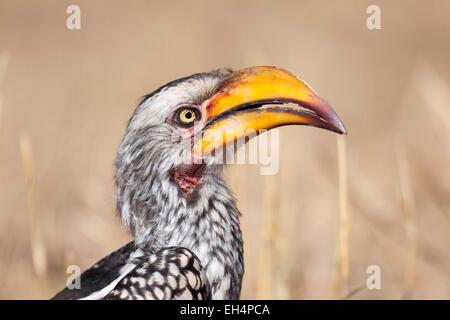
[193,66,347,157]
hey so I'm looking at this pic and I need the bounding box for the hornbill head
[116,66,346,243]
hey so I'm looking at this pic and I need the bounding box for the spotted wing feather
[105,247,210,300]
[51,242,136,300]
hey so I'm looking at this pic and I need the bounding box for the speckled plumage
[106,247,209,300]
[52,70,244,300]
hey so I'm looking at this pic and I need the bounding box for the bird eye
[175,107,200,127]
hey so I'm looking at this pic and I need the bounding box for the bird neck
[116,159,244,299]
[156,174,244,299]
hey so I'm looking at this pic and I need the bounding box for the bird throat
[171,164,206,195]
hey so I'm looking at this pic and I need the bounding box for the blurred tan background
[0,0,449,299]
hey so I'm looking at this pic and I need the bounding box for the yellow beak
[194,66,347,157]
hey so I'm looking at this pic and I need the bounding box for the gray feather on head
[114,69,239,239]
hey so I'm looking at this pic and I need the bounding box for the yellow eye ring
[177,107,199,126]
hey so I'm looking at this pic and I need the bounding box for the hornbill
[52,66,346,300]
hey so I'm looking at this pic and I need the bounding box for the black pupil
[185,111,192,119]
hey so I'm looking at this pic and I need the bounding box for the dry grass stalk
[257,173,280,299]
[19,134,48,278]
[396,144,417,298]
[335,135,350,298]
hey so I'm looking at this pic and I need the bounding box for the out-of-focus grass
[396,144,417,298]
[334,136,350,298]
[19,134,48,279]
[257,174,277,299]
[0,0,449,299]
